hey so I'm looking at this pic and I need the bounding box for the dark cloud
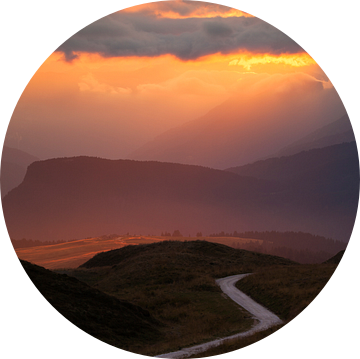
[203,21,233,37]
[57,6,303,61]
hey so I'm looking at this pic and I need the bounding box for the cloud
[78,74,132,95]
[229,53,316,70]
[57,4,303,62]
[137,70,230,96]
[121,1,252,19]
[203,21,233,37]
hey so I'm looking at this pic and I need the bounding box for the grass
[55,267,254,356]
[49,240,340,357]
[235,263,338,321]
[59,240,295,355]
[190,262,339,357]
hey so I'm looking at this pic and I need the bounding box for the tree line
[209,230,344,251]
[11,238,78,249]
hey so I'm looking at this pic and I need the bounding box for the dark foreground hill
[77,240,296,299]
[18,241,342,357]
[323,250,345,264]
[80,239,295,270]
[20,259,161,352]
[2,147,358,242]
[59,241,339,356]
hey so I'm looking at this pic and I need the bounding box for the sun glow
[228,53,316,70]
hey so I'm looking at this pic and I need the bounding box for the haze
[4,1,346,163]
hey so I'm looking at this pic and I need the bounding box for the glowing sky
[5,0,345,160]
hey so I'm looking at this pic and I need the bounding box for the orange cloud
[78,74,132,95]
[121,1,253,19]
[228,53,316,70]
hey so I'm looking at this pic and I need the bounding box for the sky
[4,0,346,160]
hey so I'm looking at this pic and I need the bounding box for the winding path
[156,274,283,358]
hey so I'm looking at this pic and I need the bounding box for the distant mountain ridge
[273,114,355,158]
[128,79,346,169]
[2,145,358,242]
[226,141,359,183]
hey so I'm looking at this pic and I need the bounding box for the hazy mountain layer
[129,77,346,169]
[2,146,358,242]
[273,114,355,157]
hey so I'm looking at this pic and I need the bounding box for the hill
[323,250,345,264]
[60,241,340,356]
[79,239,295,270]
[226,142,359,183]
[20,259,161,352]
[62,240,294,355]
[226,142,359,217]
[1,146,39,197]
[2,153,358,242]
[2,157,278,241]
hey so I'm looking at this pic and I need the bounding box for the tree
[172,230,182,237]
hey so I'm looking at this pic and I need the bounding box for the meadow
[52,240,339,356]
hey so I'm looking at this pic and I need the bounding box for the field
[14,235,262,269]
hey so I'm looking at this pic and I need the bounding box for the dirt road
[156,273,283,358]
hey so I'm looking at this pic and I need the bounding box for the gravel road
[155,273,283,358]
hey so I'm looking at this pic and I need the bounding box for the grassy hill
[20,259,162,353]
[60,240,295,355]
[189,252,341,357]
[323,250,345,264]
[21,240,343,356]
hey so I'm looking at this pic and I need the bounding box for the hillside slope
[20,259,161,351]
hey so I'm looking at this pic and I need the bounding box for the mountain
[227,142,359,216]
[273,114,355,157]
[2,149,358,242]
[2,157,279,241]
[128,77,346,169]
[1,146,39,197]
[20,259,161,351]
[226,141,359,183]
